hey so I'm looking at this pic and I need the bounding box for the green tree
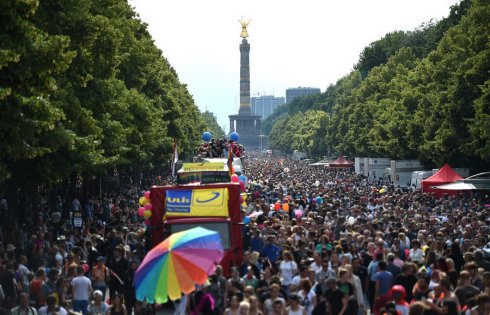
[0,0,75,181]
[409,0,490,166]
[201,111,226,139]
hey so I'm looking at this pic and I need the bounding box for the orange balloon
[282,203,289,211]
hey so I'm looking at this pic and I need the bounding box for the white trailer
[354,157,366,175]
[390,160,424,188]
[363,158,369,176]
[366,158,391,181]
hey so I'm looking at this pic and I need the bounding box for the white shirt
[17,264,30,277]
[38,306,67,315]
[88,302,109,315]
[310,262,322,273]
[297,290,316,315]
[71,276,92,301]
[10,307,38,315]
[409,248,424,262]
[264,297,286,315]
[291,275,303,288]
[279,260,297,286]
[351,275,364,308]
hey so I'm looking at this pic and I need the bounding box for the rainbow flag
[227,144,234,176]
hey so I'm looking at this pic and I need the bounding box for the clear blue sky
[131,0,459,131]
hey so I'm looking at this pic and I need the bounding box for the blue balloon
[230,132,239,142]
[316,196,323,204]
[202,131,212,142]
[239,175,247,183]
[243,217,250,224]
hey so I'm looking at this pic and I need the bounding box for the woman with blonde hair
[238,301,250,315]
[248,296,262,315]
[279,251,297,290]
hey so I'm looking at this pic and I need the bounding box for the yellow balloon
[143,210,152,219]
[379,188,386,194]
[139,196,148,206]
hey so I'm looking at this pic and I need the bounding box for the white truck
[390,160,424,188]
[292,150,307,161]
[411,171,433,189]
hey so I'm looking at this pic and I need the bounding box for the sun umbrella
[134,227,224,304]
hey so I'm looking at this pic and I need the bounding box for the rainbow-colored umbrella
[134,227,223,303]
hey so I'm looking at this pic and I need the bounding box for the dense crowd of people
[189,155,490,315]
[198,140,244,159]
[1,153,489,315]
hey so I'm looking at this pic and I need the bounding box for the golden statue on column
[238,18,251,38]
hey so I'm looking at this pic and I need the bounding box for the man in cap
[88,290,109,315]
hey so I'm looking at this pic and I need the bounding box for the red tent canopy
[422,163,464,196]
[329,155,354,168]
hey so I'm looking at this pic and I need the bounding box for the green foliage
[201,111,226,139]
[0,0,205,199]
[269,110,329,157]
[0,0,75,181]
[268,0,488,169]
[355,0,471,78]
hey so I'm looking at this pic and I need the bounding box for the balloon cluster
[137,191,152,225]
[273,201,290,212]
[231,174,247,193]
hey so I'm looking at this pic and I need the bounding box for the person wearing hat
[6,244,16,253]
[88,290,109,315]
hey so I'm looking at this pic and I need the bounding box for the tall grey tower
[229,19,264,149]
[238,38,251,115]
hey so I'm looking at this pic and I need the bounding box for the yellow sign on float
[165,188,229,217]
[182,162,224,171]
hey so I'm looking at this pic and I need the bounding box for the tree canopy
[268,0,489,171]
[0,0,207,220]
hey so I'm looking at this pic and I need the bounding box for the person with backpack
[10,293,37,315]
[297,279,316,315]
